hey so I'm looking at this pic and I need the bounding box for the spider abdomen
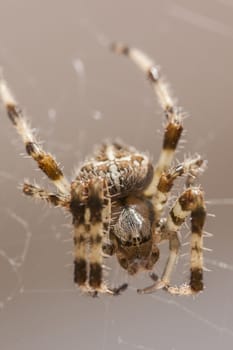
[77,143,154,198]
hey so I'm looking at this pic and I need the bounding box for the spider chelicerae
[0,42,206,296]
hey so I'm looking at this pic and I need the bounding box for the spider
[0,42,206,296]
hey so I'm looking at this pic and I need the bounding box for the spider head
[116,241,160,275]
[112,197,160,274]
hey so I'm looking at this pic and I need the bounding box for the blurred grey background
[0,1,233,349]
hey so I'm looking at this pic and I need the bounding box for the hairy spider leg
[138,187,206,295]
[23,182,70,208]
[71,180,89,290]
[111,42,183,196]
[86,179,110,292]
[153,155,204,220]
[0,79,70,194]
[71,179,118,295]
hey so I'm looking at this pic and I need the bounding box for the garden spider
[0,42,206,296]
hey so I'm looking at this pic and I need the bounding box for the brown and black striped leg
[87,179,128,295]
[87,179,108,293]
[0,79,70,194]
[70,181,89,290]
[111,43,183,196]
[138,187,206,296]
[70,179,121,295]
[23,183,70,208]
[152,155,204,220]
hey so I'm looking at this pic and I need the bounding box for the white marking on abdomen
[109,163,121,191]
[106,145,116,161]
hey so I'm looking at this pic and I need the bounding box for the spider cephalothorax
[0,41,206,296]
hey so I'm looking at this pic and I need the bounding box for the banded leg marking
[0,79,69,194]
[70,181,88,287]
[87,180,105,290]
[23,183,70,208]
[111,42,183,196]
[70,179,115,295]
[139,188,206,295]
[87,180,127,294]
[153,155,204,220]
[165,188,206,295]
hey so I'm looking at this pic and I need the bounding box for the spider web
[1,1,233,349]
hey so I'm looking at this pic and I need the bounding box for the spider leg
[71,179,126,296]
[152,155,204,220]
[70,181,89,290]
[138,187,206,296]
[23,182,70,208]
[87,180,128,295]
[111,43,183,196]
[87,179,110,293]
[0,79,70,194]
